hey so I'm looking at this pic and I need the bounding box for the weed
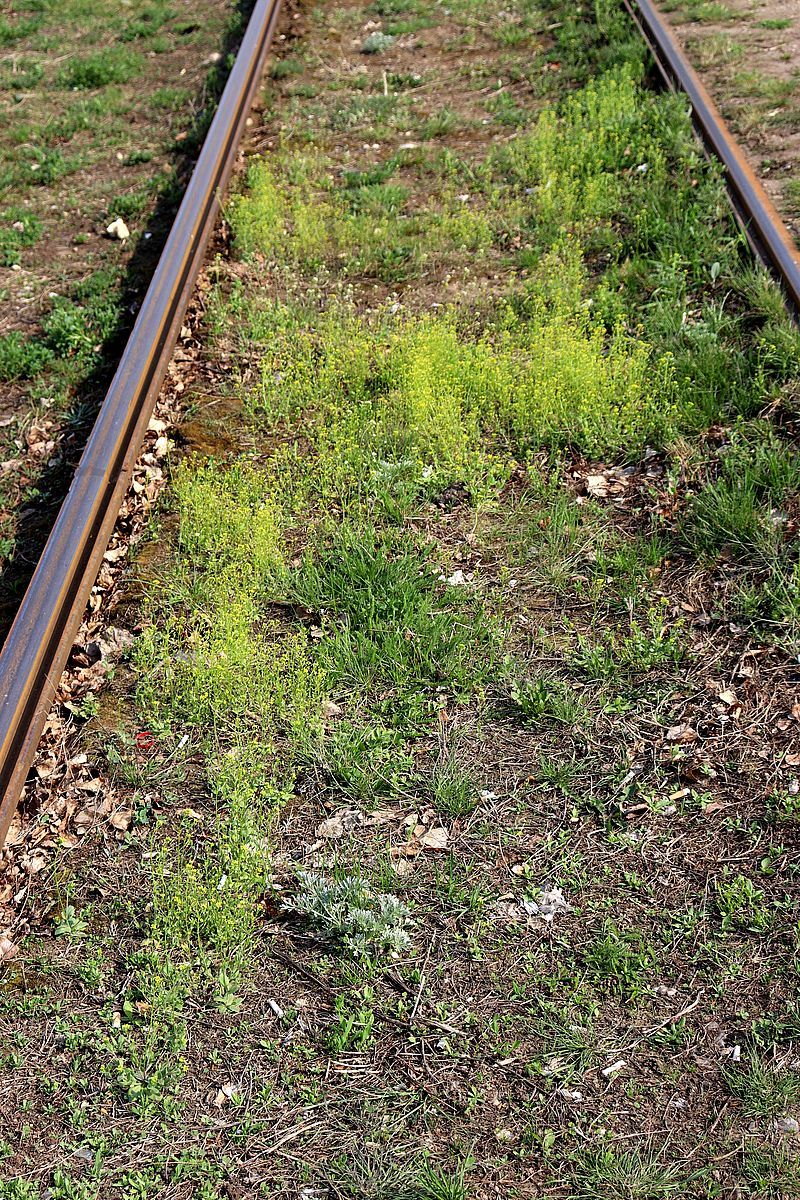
[417,1162,469,1200]
[327,989,376,1051]
[0,332,52,380]
[54,904,88,940]
[584,922,656,1003]
[0,4,43,46]
[321,720,414,806]
[565,1145,684,1198]
[27,0,800,1189]
[361,31,396,53]
[43,295,120,363]
[0,208,41,266]
[325,1150,467,1200]
[151,84,190,109]
[511,676,584,725]
[714,871,771,933]
[768,790,800,824]
[573,607,684,679]
[59,49,141,90]
[682,422,800,564]
[270,56,305,78]
[434,856,486,917]
[120,3,175,41]
[286,872,412,959]
[723,1055,800,1118]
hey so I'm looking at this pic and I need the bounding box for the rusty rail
[0,0,282,846]
[625,0,800,316]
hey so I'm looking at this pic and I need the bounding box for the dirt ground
[0,0,799,1196]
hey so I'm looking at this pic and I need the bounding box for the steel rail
[625,0,800,317]
[0,0,282,846]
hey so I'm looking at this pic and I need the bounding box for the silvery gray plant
[287,872,412,959]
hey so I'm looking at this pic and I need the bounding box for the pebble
[106,217,130,241]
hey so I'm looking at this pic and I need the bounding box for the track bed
[1,1,800,1196]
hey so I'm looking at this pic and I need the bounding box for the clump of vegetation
[567,1146,685,1199]
[0,207,41,266]
[430,735,478,816]
[291,523,498,700]
[321,720,414,806]
[361,31,396,53]
[0,331,52,380]
[286,872,412,959]
[723,1055,800,1118]
[58,48,141,89]
[511,676,584,725]
[584,921,657,1003]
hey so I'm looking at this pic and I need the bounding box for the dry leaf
[35,755,59,779]
[315,809,362,839]
[586,474,609,497]
[666,724,697,743]
[0,935,19,964]
[419,826,449,850]
[363,806,400,826]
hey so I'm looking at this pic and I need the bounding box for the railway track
[0,0,798,852]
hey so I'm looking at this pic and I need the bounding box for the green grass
[660,0,736,20]
[0,208,41,266]
[58,48,142,89]
[742,1144,800,1197]
[723,1056,800,1118]
[565,1146,684,1198]
[291,523,499,701]
[430,735,479,815]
